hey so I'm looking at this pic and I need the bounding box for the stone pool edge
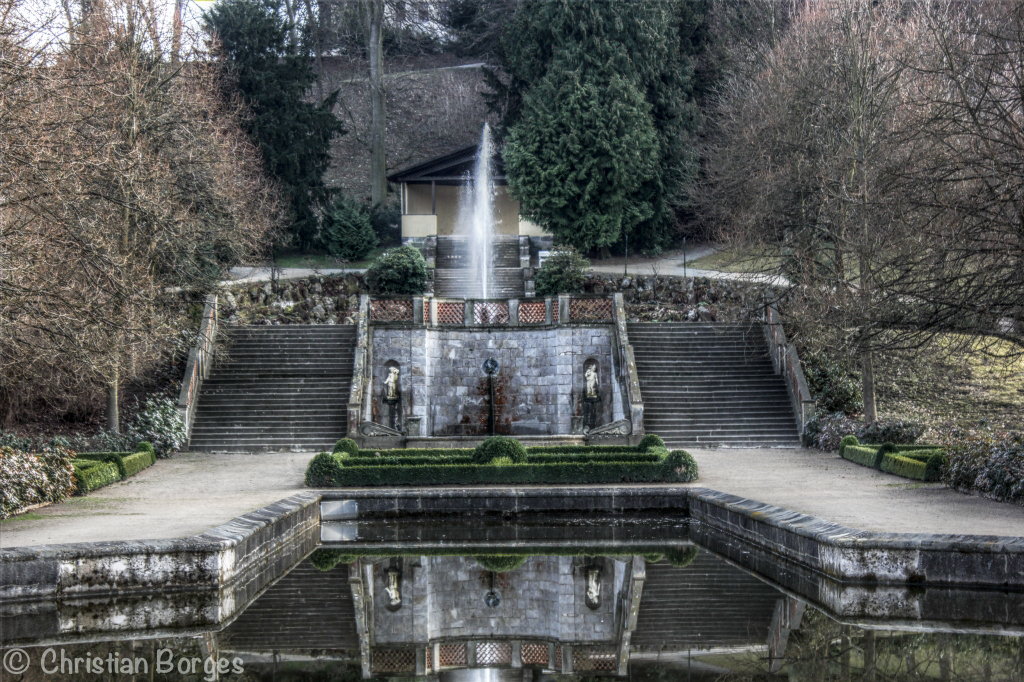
[2,486,1022,601]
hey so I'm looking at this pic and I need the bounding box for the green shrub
[0,445,76,518]
[880,453,928,480]
[873,442,896,468]
[129,397,185,458]
[365,245,429,295]
[123,450,156,477]
[943,430,1024,503]
[473,436,527,464]
[306,452,343,487]
[333,438,359,456]
[534,246,590,296]
[664,545,699,568]
[474,555,527,572]
[638,434,665,451]
[342,452,660,468]
[842,444,879,469]
[309,548,358,572]
[136,441,156,456]
[803,350,862,415]
[76,452,128,478]
[666,449,698,481]
[321,196,378,261]
[857,419,925,446]
[369,199,401,247]
[642,554,665,563]
[839,435,859,457]
[73,460,120,495]
[925,452,948,482]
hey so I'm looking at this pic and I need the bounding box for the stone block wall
[370,327,620,436]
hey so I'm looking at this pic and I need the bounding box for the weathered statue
[384,567,402,610]
[383,366,401,430]
[585,567,602,608]
[384,366,400,402]
[582,363,601,431]
[584,364,599,399]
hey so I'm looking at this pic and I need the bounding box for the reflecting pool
[3,514,1022,681]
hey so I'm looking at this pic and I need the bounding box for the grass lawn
[687,247,782,273]
[273,246,389,269]
[875,335,1024,436]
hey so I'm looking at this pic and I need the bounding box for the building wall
[370,327,618,437]
[404,184,546,237]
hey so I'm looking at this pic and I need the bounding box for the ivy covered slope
[305,435,698,487]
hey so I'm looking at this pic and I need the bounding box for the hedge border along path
[73,449,157,495]
[839,438,948,482]
[307,441,698,487]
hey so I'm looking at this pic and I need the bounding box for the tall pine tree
[493,0,704,254]
[205,0,345,249]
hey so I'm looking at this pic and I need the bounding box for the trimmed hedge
[841,441,947,482]
[474,555,528,572]
[123,450,157,477]
[73,460,120,495]
[307,446,697,487]
[334,438,360,456]
[474,436,527,464]
[77,450,157,479]
[309,548,359,572]
[638,434,665,451]
[339,452,664,468]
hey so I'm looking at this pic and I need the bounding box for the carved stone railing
[763,300,815,434]
[367,295,614,327]
[348,295,371,437]
[611,292,643,439]
[177,293,217,446]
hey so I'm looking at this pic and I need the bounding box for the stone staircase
[188,325,356,452]
[628,322,800,447]
[433,235,525,298]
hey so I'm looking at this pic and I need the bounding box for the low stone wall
[221,275,365,325]
[585,274,764,323]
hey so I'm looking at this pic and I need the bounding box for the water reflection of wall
[368,556,620,644]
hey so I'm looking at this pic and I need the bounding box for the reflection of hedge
[665,545,700,568]
[309,548,359,572]
[840,437,946,481]
[308,436,697,487]
[474,555,528,572]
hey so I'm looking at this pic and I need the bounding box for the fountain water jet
[457,123,495,299]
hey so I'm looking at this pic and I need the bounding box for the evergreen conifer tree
[493,0,704,253]
[205,0,345,249]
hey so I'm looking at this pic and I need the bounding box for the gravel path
[2,446,1021,549]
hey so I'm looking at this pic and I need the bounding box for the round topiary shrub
[664,545,699,568]
[473,436,527,464]
[364,245,429,295]
[839,435,859,456]
[309,549,358,572]
[638,434,665,452]
[473,555,528,572]
[305,452,342,487]
[925,452,949,482]
[333,438,359,456]
[135,441,156,456]
[320,196,378,261]
[534,246,590,296]
[666,449,699,482]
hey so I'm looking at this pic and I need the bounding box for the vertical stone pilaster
[429,298,438,327]
[558,294,570,325]
[464,300,474,327]
[508,299,520,327]
[545,297,554,325]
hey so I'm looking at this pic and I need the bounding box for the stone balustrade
[366,294,615,327]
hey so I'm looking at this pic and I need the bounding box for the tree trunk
[367,0,387,206]
[304,0,325,101]
[861,347,877,424]
[107,369,120,434]
[171,0,183,64]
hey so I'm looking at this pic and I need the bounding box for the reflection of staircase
[188,325,356,452]
[433,235,525,298]
[628,322,800,447]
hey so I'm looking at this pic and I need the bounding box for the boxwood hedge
[72,460,120,495]
[840,438,947,482]
[305,438,697,487]
[72,448,157,495]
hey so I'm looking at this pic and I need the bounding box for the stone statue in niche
[382,365,401,431]
[582,361,601,432]
[585,566,602,609]
[384,564,402,611]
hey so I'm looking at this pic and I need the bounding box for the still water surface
[2,514,1022,681]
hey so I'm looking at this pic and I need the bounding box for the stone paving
[1,446,1021,549]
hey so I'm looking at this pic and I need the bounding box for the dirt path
[2,446,1021,549]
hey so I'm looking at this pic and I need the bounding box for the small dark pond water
[3,515,1022,681]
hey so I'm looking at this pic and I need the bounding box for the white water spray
[460,124,494,299]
